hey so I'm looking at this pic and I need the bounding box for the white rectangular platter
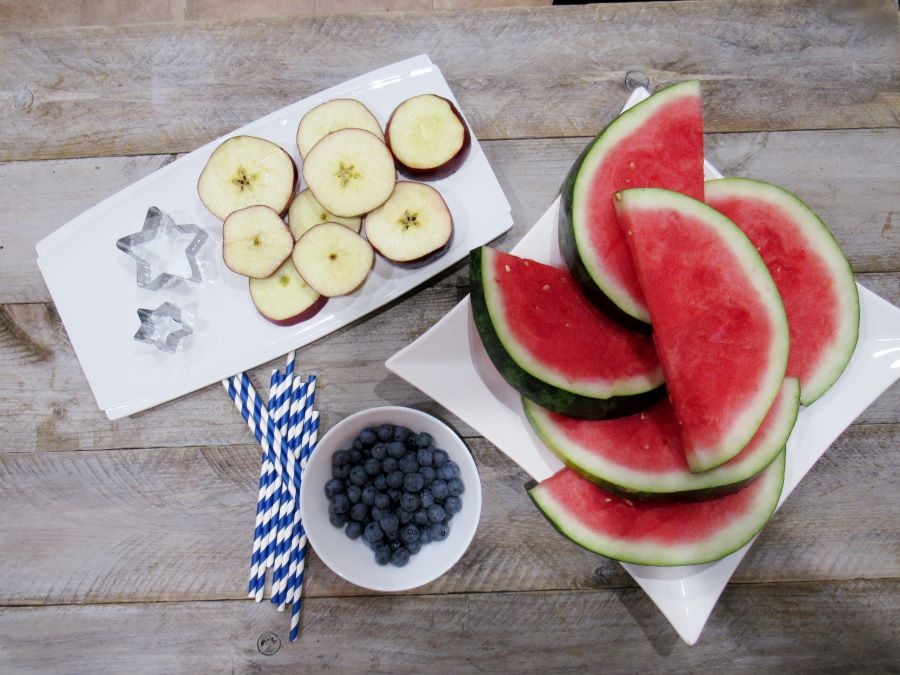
[36,54,512,420]
[386,88,900,645]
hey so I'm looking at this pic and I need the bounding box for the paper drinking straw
[263,359,294,574]
[290,409,320,641]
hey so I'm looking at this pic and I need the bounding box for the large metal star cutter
[134,301,193,353]
[116,206,208,290]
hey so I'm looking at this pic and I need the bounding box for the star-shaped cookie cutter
[134,302,193,353]
[116,206,208,290]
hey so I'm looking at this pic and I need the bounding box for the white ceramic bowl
[300,406,482,591]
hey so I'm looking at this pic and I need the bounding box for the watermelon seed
[604,498,612,503]
[542,284,550,291]
[505,264,511,272]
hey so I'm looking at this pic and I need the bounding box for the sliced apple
[287,188,362,241]
[363,182,453,264]
[249,258,326,325]
[385,94,471,179]
[292,222,374,297]
[296,99,385,159]
[223,205,294,278]
[302,128,396,218]
[198,136,296,220]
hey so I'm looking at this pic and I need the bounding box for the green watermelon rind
[616,188,791,473]
[523,378,799,500]
[705,177,860,406]
[559,80,702,332]
[469,246,665,420]
[527,452,786,567]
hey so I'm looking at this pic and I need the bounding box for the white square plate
[35,55,512,419]
[386,88,900,645]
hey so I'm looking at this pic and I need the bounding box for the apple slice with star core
[363,181,452,263]
[302,128,396,218]
[287,188,362,241]
[386,94,470,179]
[249,258,325,325]
[197,136,296,220]
[292,222,374,297]
[296,99,385,159]
[222,205,294,278]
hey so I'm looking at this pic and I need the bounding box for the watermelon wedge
[524,377,799,499]
[705,178,859,405]
[559,80,704,331]
[528,452,785,566]
[469,246,665,419]
[614,188,789,473]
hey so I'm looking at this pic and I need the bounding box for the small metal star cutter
[134,302,193,353]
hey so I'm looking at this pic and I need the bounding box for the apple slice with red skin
[287,188,362,241]
[198,136,296,220]
[363,181,453,264]
[296,98,385,159]
[249,258,326,326]
[302,128,396,218]
[385,94,471,179]
[223,205,294,278]
[292,222,374,297]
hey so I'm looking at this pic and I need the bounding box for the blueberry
[359,428,377,446]
[420,466,436,486]
[446,461,461,478]
[404,473,425,493]
[370,505,385,522]
[364,457,382,476]
[324,478,345,499]
[346,484,362,503]
[428,504,447,524]
[350,449,365,464]
[433,448,449,467]
[391,547,411,567]
[398,508,413,524]
[445,495,462,514]
[371,443,387,460]
[329,510,348,527]
[332,450,350,467]
[387,441,407,459]
[382,457,399,474]
[418,527,432,544]
[448,477,465,497]
[414,508,429,525]
[376,424,394,442]
[416,447,434,467]
[349,465,368,486]
[431,479,449,501]
[400,524,420,544]
[332,463,351,480]
[364,522,384,543]
[362,485,377,506]
[352,438,365,452]
[400,492,420,512]
[411,432,430,449]
[398,454,419,474]
[345,521,363,539]
[389,539,403,552]
[387,488,402,503]
[437,464,455,481]
[350,502,369,522]
[393,426,412,442]
[374,474,387,491]
[420,489,435,508]
[374,492,391,509]
[386,471,405,489]
[406,540,422,555]
[428,522,450,541]
[379,514,399,534]
[374,544,391,565]
[330,494,350,514]
[385,528,399,541]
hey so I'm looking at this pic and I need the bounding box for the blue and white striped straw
[290,409,320,641]
[263,357,294,580]
[246,374,276,596]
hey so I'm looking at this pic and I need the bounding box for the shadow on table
[616,587,681,656]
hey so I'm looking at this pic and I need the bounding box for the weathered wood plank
[1,581,897,672]
[2,129,898,305]
[1,1,898,161]
[0,270,896,455]
[0,425,896,606]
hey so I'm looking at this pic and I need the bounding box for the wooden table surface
[1,1,898,671]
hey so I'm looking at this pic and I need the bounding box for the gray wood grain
[3,129,898,305]
[1,580,897,673]
[0,425,896,606]
[1,1,898,161]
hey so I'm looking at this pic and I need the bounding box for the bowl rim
[300,405,482,592]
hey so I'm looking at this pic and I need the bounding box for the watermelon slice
[705,178,859,405]
[559,80,704,330]
[524,377,799,499]
[469,246,665,419]
[614,188,789,473]
[528,452,785,566]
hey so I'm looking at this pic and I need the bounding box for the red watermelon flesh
[528,451,785,566]
[614,188,789,473]
[705,178,859,405]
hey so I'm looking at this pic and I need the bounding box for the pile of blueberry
[324,423,465,567]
